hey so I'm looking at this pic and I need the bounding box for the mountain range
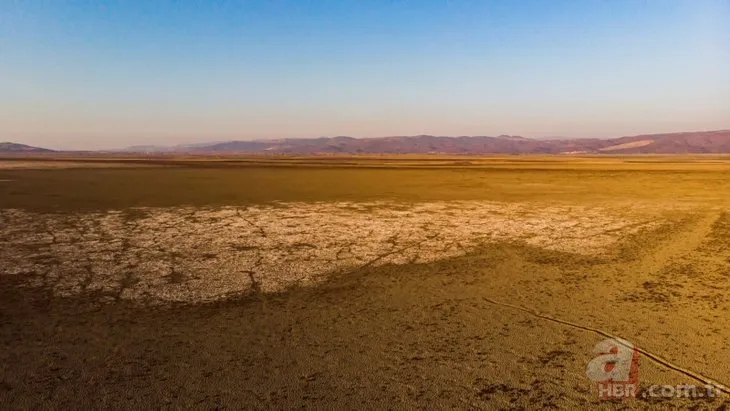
[2,130,730,155]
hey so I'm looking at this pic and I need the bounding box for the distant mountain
[120,145,176,153]
[591,130,730,154]
[0,142,54,153]
[120,130,730,155]
[116,141,233,153]
[5,131,730,155]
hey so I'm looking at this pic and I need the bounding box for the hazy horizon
[7,128,730,152]
[2,1,729,150]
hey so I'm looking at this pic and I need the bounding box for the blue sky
[1,1,729,149]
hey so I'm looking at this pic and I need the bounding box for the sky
[1,1,729,150]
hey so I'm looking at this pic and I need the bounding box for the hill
[5,131,730,155]
[123,130,730,155]
[0,142,55,153]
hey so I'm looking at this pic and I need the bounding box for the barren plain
[1,156,729,409]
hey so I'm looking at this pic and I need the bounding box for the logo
[586,338,639,399]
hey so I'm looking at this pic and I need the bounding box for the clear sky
[1,1,729,150]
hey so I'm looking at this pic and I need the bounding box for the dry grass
[1,156,729,212]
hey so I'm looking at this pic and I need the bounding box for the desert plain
[1,155,729,409]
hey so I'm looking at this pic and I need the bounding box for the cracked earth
[0,201,668,304]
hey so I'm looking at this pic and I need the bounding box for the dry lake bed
[1,156,729,409]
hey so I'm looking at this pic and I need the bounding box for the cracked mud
[1,201,662,304]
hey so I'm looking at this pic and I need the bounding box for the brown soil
[2,159,729,409]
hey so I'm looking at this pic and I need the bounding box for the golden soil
[1,156,729,409]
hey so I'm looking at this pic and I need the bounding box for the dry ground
[1,156,729,409]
